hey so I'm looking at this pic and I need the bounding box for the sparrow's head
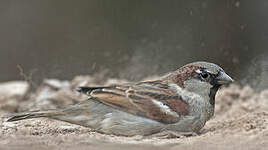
[169,61,233,105]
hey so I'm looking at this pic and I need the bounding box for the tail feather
[6,109,60,122]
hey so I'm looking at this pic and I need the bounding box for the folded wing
[77,80,189,124]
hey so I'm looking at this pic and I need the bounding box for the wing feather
[77,80,189,124]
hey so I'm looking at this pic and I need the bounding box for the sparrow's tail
[6,109,63,122]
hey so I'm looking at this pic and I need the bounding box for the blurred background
[0,0,267,89]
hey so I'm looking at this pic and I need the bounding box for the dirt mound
[0,76,267,150]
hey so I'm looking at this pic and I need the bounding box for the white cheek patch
[152,100,179,117]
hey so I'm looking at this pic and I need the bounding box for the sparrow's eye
[200,71,209,79]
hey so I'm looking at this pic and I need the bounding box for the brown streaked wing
[89,80,189,124]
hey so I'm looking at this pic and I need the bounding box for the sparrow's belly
[162,115,205,133]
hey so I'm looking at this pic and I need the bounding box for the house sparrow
[6,61,233,137]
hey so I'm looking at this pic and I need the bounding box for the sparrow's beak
[215,71,234,85]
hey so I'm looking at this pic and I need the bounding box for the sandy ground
[0,76,267,150]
